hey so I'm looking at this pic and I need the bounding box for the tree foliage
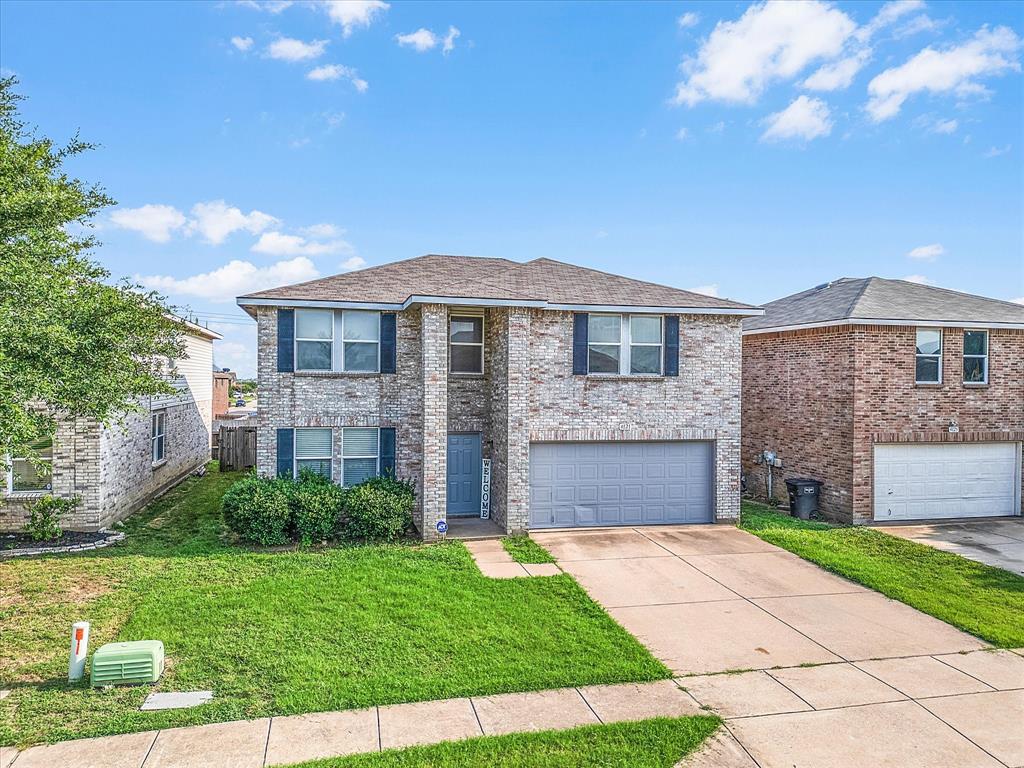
[0,77,185,464]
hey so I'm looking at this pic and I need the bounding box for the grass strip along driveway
[0,467,668,748]
[293,717,721,768]
[740,501,1024,648]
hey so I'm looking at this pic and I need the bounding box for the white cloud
[675,127,690,141]
[140,257,319,304]
[237,0,293,12]
[396,28,438,52]
[302,223,343,238]
[984,144,1012,158]
[688,284,720,297]
[595,229,609,239]
[340,256,367,270]
[893,14,944,39]
[443,26,460,55]
[267,37,328,62]
[802,49,871,91]
[307,64,368,91]
[854,0,924,43]
[677,12,700,29]
[907,243,944,260]
[188,200,278,245]
[866,26,1022,122]
[111,204,187,243]
[932,118,958,134]
[290,137,311,149]
[902,274,934,285]
[231,36,254,52]
[673,1,855,106]
[251,231,353,257]
[708,121,726,133]
[213,340,255,376]
[760,95,832,142]
[321,0,389,37]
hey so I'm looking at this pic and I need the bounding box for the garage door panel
[530,441,713,529]
[874,443,1020,521]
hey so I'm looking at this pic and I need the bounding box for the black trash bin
[786,478,822,520]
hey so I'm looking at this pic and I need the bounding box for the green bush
[24,495,78,541]
[343,475,415,542]
[293,469,347,545]
[222,474,293,546]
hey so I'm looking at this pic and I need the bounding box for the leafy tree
[0,77,185,468]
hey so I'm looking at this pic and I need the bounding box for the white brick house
[0,319,220,532]
[239,255,761,540]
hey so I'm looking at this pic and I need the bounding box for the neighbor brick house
[742,277,1024,524]
[238,254,761,540]
[1,319,220,532]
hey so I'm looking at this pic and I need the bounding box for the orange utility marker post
[68,621,89,682]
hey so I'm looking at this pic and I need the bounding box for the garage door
[874,442,1021,521]
[529,441,714,529]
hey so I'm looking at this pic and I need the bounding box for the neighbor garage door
[529,441,713,529]
[874,442,1021,521]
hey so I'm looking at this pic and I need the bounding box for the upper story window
[915,328,942,384]
[6,437,53,495]
[588,314,663,375]
[294,309,380,373]
[450,315,484,374]
[963,330,988,384]
[152,412,166,463]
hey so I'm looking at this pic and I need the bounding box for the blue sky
[3,0,1022,376]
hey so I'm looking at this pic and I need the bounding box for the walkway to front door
[447,433,481,517]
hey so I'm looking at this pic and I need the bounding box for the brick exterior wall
[743,324,1024,524]
[256,304,745,537]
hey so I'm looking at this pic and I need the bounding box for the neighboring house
[238,254,761,540]
[742,277,1024,524]
[213,367,237,418]
[1,319,221,532]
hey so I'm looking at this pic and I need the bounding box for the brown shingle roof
[239,254,756,311]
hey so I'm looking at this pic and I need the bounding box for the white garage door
[529,441,714,529]
[874,443,1021,521]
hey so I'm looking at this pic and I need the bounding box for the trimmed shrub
[293,470,347,545]
[343,475,415,542]
[222,474,293,546]
[24,495,78,541]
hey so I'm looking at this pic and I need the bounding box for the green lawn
[740,501,1024,647]
[0,467,668,748]
[294,717,721,768]
[501,536,556,564]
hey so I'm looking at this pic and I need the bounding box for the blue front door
[447,434,481,517]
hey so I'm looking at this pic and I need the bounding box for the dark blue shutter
[277,309,294,373]
[572,313,589,375]
[379,428,396,477]
[276,428,294,478]
[380,313,397,374]
[664,316,679,377]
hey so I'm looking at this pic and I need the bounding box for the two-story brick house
[742,277,1024,524]
[238,254,761,540]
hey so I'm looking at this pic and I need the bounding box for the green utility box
[90,640,165,686]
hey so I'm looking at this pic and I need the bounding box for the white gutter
[742,318,1024,335]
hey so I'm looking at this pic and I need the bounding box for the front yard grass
[501,536,556,564]
[740,500,1024,648]
[0,467,669,748]
[295,717,721,768]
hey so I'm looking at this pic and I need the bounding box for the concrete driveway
[876,519,1024,576]
[531,525,1024,768]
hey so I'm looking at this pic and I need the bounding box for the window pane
[916,356,939,383]
[630,316,662,344]
[588,344,620,373]
[343,428,378,457]
[630,345,662,374]
[296,428,332,458]
[156,435,165,461]
[296,309,333,340]
[344,341,378,372]
[451,344,483,373]
[297,459,332,479]
[963,331,987,356]
[11,457,52,491]
[344,458,377,486]
[297,340,333,370]
[450,316,483,344]
[588,315,621,343]
[963,357,987,383]
[915,329,941,355]
[343,310,380,341]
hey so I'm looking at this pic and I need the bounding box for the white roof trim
[743,318,1024,335]
[546,303,762,316]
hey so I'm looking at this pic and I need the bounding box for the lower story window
[343,427,379,486]
[7,437,53,494]
[295,428,333,479]
[151,412,166,463]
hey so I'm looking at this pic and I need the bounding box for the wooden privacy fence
[218,424,257,471]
